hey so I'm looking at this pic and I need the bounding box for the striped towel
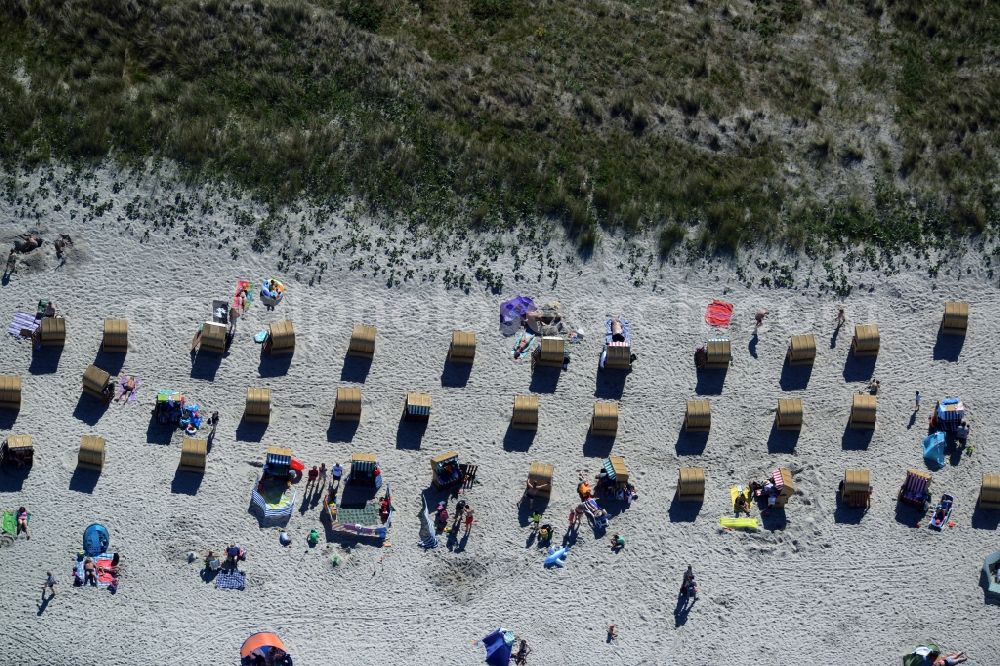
[215,569,246,590]
[7,312,38,338]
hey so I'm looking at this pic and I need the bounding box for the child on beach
[464,509,474,535]
[42,571,57,598]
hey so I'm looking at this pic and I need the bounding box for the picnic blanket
[7,312,38,339]
[604,317,631,344]
[215,569,246,590]
[705,300,734,328]
[511,330,538,359]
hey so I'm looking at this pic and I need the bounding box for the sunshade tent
[241,632,288,663]
[83,523,110,556]
[982,551,1000,599]
[482,628,514,666]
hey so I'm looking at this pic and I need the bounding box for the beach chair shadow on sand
[340,356,371,384]
[767,422,799,454]
[72,394,109,427]
[779,362,812,391]
[841,424,874,451]
[440,361,472,388]
[326,416,358,443]
[675,430,708,456]
[842,354,876,383]
[932,330,964,362]
[667,495,702,523]
[91,350,125,377]
[29,346,64,375]
[396,418,427,450]
[235,418,268,443]
[68,468,99,494]
[171,469,203,496]
[257,351,291,379]
[190,352,222,381]
[503,423,536,452]
[694,369,726,396]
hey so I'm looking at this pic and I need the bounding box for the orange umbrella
[240,632,286,659]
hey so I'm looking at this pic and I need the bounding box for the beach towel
[510,330,538,359]
[233,279,253,311]
[719,517,759,529]
[7,312,38,339]
[705,300,734,328]
[95,556,116,586]
[215,569,246,590]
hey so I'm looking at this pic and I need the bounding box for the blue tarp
[923,431,946,468]
[482,628,514,666]
[500,296,536,336]
[83,523,109,557]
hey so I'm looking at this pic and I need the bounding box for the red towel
[705,300,734,328]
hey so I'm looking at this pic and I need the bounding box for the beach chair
[430,451,463,489]
[511,394,539,431]
[785,334,816,366]
[347,323,376,360]
[704,339,731,369]
[265,320,295,356]
[526,462,553,500]
[334,387,362,422]
[244,388,271,424]
[82,365,112,402]
[676,468,705,502]
[770,468,794,508]
[78,435,106,472]
[38,317,66,347]
[941,301,968,336]
[179,437,207,473]
[534,336,565,369]
[404,392,432,421]
[0,435,33,469]
[581,498,609,529]
[102,319,128,353]
[447,330,476,364]
[840,469,871,509]
[590,401,619,438]
[0,375,22,411]
[349,453,379,487]
[775,398,803,430]
[604,343,632,370]
[601,455,630,491]
[684,399,711,432]
[851,324,879,357]
[849,394,877,429]
[898,469,931,509]
[199,322,227,354]
[979,474,1000,510]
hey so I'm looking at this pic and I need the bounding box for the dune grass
[0,0,996,254]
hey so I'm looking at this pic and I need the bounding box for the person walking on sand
[915,391,921,412]
[318,463,327,488]
[463,509,474,535]
[681,565,698,599]
[835,305,845,329]
[331,462,343,488]
[754,309,768,330]
[41,571,57,599]
[306,465,319,490]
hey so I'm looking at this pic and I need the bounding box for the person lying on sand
[12,234,42,254]
[611,316,627,342]
[931,652,967,666]
[54,234,73,260]
[116,376,137,403]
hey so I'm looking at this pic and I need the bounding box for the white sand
[1,166,999,665]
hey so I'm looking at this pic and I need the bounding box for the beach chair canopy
[0,374,22,410]
[705,338,731,368]
[935,398,965,427]
[348,323,376,358]
[39,316,66,346]
[850,394,877,428]
[241,632,288,660]
[851,324,880,355]
[591,401,619,437]
[900,470,931,503]
[685,399,711,431]
[350,453,378,480]
[335,387,362,421]
[941,300,969,334]
[980,474,1000,510]
[78,435,106,471]
[786,334,816,365]
[179,437,208,472]
[268,320,295,353]
[449,330,476,363]
[677,467,705,500]
[83,523,110,557]
[245,388,272,423]
[102,318,128,353]
[603,455,629,487]
[527,461,554,499]
[512,394,539,429]
[2,434,33,466]
[265,447,292,476]
[776,398,803,429]
[405,392,432,418]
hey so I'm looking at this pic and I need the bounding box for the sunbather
[54,234,73,260]
[611,317,627,343]
[931,652,967,666]
[16,506,29,539]
[735,493,750,517]
[83,557,98,586]
[116,376,138,403]
[12,234,42,254]
[512,332,534,359]
[513,639,531,665]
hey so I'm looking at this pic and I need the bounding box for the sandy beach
[1,166,998,666]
